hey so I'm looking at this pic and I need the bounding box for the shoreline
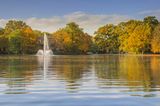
[0,53,160,57]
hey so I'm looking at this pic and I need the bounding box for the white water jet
[37,34,53,56]
[37,33,53,80]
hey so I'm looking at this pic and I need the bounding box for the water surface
[0,55,160,106]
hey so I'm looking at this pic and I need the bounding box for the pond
[0,55,160,106]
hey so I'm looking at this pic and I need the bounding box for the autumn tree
[151,24,160,53]
[52,28,71,54]
[94,24,119,53]
[52,22,92,54]
[65,22,86,54]
[79,33,93,53]
[118,20,152,53]
[21,27,39,54]
[5,20,29,34]
[0,16,159,55]
[5,20,39,54]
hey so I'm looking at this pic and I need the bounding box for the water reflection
[0,56,37,94]
[37,56,52,80]
[119,56,160,93]
[50,56,93,92]
[0,55,160,96]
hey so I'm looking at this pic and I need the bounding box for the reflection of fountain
[37,56,51,80]
[36,34,53,56]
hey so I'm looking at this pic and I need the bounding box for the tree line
[0,16,160,55]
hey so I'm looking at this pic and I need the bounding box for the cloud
[63,12,130,34]
[0,19,8,28]
[138,9,160,20]
[0,12,130,35]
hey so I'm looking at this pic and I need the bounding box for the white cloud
[0,19,8,28]
[138,9,160,20]
[0,12,130,35]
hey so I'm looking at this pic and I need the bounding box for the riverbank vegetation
[0,16,160,54]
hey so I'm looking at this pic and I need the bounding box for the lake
[0,55,160,106]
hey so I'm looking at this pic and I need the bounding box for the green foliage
[8,30,22,54]
[0,28,4,35]
[5,20,29,34]
[94,24,119,53]
[1,20,40,54]
[144,16,159,29]
[0,30,8,53]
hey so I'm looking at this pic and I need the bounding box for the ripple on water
[0,55,160,106]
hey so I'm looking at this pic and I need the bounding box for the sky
[0,0,160,34]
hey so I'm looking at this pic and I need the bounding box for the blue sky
[0,0,160,18]
[0,0,160,34]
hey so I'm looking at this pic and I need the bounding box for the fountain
[37,33,53,80]
[36,34,53,56]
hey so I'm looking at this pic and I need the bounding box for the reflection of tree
[94,55,160,93]
[0,56,36,94]
[93,55,120,88]
[53,56,91,92]
[150,56,160,85]
[1,55,160,94]
[119,56,154,92]
[95,55,120,79]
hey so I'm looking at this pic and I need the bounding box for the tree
[151,24,160,53]
[0,16,159,55]
[143,16,159,53]
[65,22,85,54]
[0,28,8,53]
[52,22,92,54]
[118,20,152,53]
[144,16,159,29]
[5,20,29,34]
[3,20,40,54]
[52,28,72,54]
[0,28,4,35]
[79,33,92,53]
[127,23,151,53]
[8,30,22,54]
[118,20,141,53]
[94,24,119,53]
[21,27,39,54]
